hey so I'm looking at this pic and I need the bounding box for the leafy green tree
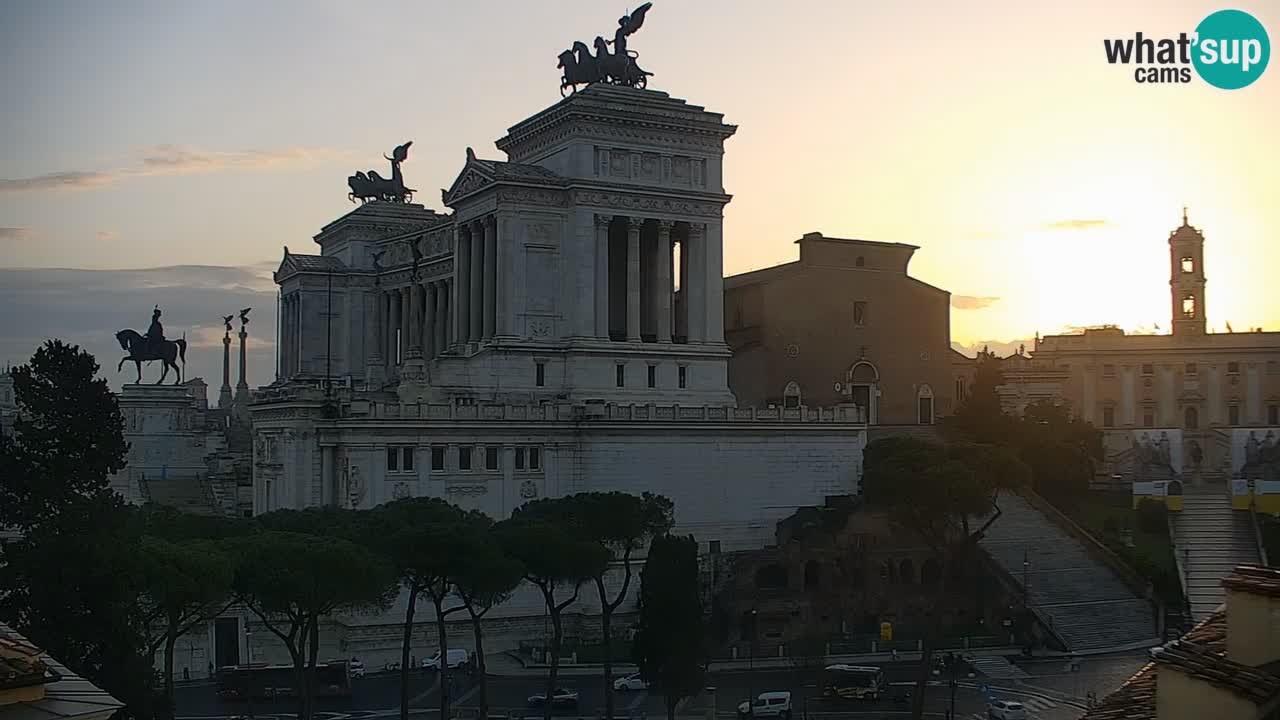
[0,341,159,718]
[371,498,473,720]
[862,436,1028,720]
[0,340,127,530]
[945,347,1012,445]
[453,526,525,720]
[231,530,397,720]
[498,511,609,720]
[632,534,706,720]
[138,536,235,716]
[516,492,674,719]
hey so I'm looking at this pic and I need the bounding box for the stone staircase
[1170,491,1260,622]
[980,494,1157,652]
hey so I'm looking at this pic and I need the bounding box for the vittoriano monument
[347,141,415,204]
[558,3,654,95]
[116,305,187,384]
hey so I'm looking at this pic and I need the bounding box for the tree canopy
[633,534,705,720]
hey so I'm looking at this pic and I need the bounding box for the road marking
[408,676,442,705]
[625,692,646,711]
[451,684,481,708]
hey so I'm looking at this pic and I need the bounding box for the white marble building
[228,85,869,672]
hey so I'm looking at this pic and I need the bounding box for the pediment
[442,164,496,206]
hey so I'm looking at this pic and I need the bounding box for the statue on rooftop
[348,141,415,204]
[558,4,654,96]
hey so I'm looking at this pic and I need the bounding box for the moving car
[422,648,469,670]
[737,692,792,719]
[346,658,365,678]
[988,699,1028,720]
[527,688,580,708]
[614,673,648,691]
[820,664,884,700]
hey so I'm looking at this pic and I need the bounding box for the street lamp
[747,609,758,705]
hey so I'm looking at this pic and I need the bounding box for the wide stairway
[980,494,1157,652]
[145,477,220,516]
[1170,491,1260,621]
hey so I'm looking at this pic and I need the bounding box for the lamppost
[244,625,256,720]
[747,609,758,705]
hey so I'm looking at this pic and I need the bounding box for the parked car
[422,648,469,670]
[737,692,792,719]
[527,688,580,708]
[347,658,365,678]
[988,699,1028,720]
[614,673,648,691]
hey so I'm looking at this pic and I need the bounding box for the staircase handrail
[1018,489,1156,605]
[972,542,1070,651]
[1249,490,1270,567]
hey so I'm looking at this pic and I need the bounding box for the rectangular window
[1143,411,1154,428]
[1141,363,1154,375]
[1182,295,1197,318]
[1227,361,1240,374]
[1181,256,1195,273]
[386,447,399,472]
[917,396,934,425]
[1103,406,1115,428]
[853,301,867,327]
[431,446,445,471]
[515,447,526,470]
[485,446,499,471]
[535,362,545,387]
[647,365,657,389]
[1185,363,1198,375]
[709,540,722,555]
[458,446,472,471]
[1269,405,1279,425]
[529,447,541,471]
[616,363,625,387]
[1229,405,1240,426]
[1103,364,1116,378]
[402,447,414,472]
[678,366,687,389]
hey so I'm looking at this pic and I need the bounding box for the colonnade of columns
[371,278,453,373]
[595,214,708,344]
[279,292,303,378]
[455,215,500,344]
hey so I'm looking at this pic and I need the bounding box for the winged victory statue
[558,3,654,96]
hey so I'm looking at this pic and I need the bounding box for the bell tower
[1169,208,1206,336]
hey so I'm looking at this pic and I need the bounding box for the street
[175,662,1091,720]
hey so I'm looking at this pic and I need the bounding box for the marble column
[389,288,402,365]
[423,281,437,358]
[656,220,674,343]
[626,217,643,341]
[400,287,411,361]
[438,280,450,351]
[456,227,471,346]
[483,217,497,340]
[704,222,725,343]
[469,220,484,343]
[686,223,706,343]
[321,445,336,506]
[677,234,689,342]
[367,289,384,383]
[293,293,303,374]
[594,214,611,338]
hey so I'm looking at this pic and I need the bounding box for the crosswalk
[963,694,1060,719]
[967,655,1031,680]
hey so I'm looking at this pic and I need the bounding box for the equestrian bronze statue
[116,305,187,384]
[558,3,654,96]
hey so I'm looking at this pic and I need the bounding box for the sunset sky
[2,0,1277,384]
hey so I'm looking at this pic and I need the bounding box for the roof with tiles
[286,254,346,273]
[0,623,123,720]
[1222,565,1280,599]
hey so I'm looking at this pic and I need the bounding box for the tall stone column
[367,289,385,385]
[704,222,725,343]
[407,283,424,355]
[321,445,336,506]
[400,287,411,361]
[594,214,611,338]
[455,226,471,346]
[686,223,706,343]
[236,323,249,405]
[384,291,396,374]
[626,217,643,341]
[677,234,689,341]
[281,295,291,376]
[470,220,484,343]
[423,281,437,358]
[656,220,674,343]
[293,293,304,374]
[389,288,402,365]
[483,217,497,340]
[438,280,450,351]
[220,331,233,408]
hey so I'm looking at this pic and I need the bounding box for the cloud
[0,264,279,391]
[0,145,349,194]
[1046,219,1108,231]
[95,230,121,242]
[0,227,34,241]
[951,295,1000,310]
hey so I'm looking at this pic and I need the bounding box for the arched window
[783,381,802,409]
[899,558,914,584]
[921,558,940,586]
[880,559,896,583]
[849,362,880,424]
[804,560,821,589]
[1184,406,1199,430]
[917,384,935,425]
[755,564,788,590]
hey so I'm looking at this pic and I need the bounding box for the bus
[820,664,886,701]
[216,661,353,700]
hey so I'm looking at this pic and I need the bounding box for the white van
[422,648,469,670]
[738,692,792,719]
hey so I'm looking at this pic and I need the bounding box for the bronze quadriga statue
[558,3,655,96]
[348,141,415,204]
